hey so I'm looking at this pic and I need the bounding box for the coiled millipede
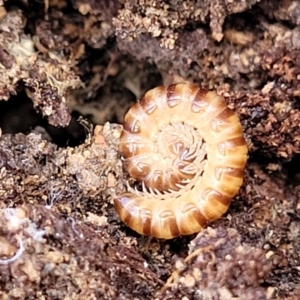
[114,83,248,239]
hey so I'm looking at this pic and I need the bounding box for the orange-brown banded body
[115,83,248,239]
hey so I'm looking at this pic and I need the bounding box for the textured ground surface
[0,0,300,299]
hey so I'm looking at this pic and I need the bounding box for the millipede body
[114,83,248,239]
